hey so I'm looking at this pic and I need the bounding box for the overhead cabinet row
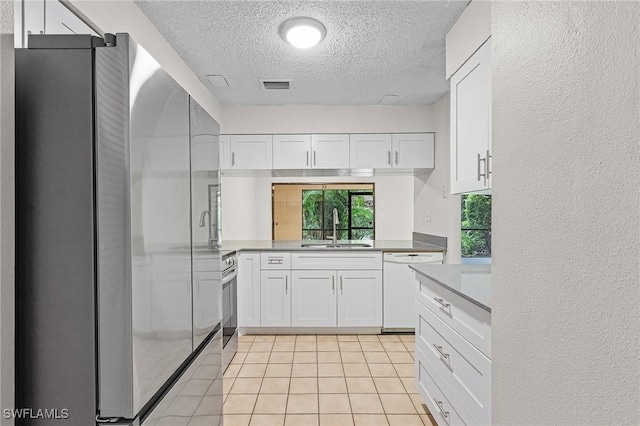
[219,133,435,170]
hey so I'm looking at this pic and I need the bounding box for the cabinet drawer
[292,252,382,270]
[261,252,291,269]
[416,275,491,358]
[415,345,472,426]
[416,301,491,425]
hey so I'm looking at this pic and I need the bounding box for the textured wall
[413,94,461,262]
[0,1,14,422]
[221,105,435,134]
[492,2,640,424]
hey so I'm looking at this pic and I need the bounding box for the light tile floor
[223,334,436,426]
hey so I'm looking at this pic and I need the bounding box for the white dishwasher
[383,252,444,332]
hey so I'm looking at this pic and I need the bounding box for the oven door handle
[222,267,238,285]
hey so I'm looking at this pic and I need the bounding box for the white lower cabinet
[291,270,337,327]
[260,270,291,326]
[238,252,261,327]
[337,270,382,327]
[239,251,383,329]
[415,276,492,426]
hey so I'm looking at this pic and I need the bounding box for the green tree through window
[461,194,491,257]
[302,189,374,240]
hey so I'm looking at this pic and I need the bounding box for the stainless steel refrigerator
[15,33,223,425]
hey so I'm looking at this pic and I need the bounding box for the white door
[349,134,393,169]
[272,134,311,169]
[337,270,382,327]
[230,135,273,169]
[291,270,337,327]
[392,133,435,169]
[238,253,261,327]
[450,39,492,193]
[260,271,291,326]
[312,134,350,169]
[219,135,231,170]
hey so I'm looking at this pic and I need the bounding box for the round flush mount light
[279,17,326,49]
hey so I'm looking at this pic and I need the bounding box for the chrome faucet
[198,210,210,227]
[331,208,339,245]
[198,210,215,247]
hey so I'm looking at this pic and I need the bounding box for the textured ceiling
[135,0,468,106]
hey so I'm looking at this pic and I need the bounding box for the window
[272,183,374,241]
[461,194,491,258]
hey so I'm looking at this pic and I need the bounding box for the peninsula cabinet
[450,38,492,194]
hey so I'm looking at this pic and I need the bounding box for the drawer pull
[268,258,283,264]
[433,344,451,368]
[433,398,450,425]
[434,297,450,309]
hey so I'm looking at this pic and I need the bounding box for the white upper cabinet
[349,134,393,169]
[272,134,312,169]
[450,39,492,194]
[230,135,273,170]
[391,133,435,169]
[311,134,350,169]
[219,135,231,170]
[445,0,491,79]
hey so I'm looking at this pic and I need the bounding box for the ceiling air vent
[261,80,291,90]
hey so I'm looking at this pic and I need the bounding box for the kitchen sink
[300,243,373,248]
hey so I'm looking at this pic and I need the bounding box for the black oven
[221,253,238,370]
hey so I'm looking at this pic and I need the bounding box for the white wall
[222,175,415,241]
[0,1,14,422]
[68,0,222,123]
[221,105,435,134]
[413,94,461,262]
[220,104,437,241]
[492,2,640,424]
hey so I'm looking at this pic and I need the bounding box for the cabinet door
[349,134,392,169]
[291,270,337,327]
[312,134,350,169]
[238,253,261,327]
[392,133,435,169]
[337,270,382,327]
[219,135,231,170]
[450,38,492,194]
[260,271,291,326]
[45,0,98,36]
[230,135,273,170]
[272,134,312,169]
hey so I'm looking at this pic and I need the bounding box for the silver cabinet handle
[313,150,317,166]
[387,150,391,165]
[306,151,309,166]
[433,343,450,365]
[332,276,335,294]
[433,398,450,425]
[285,275,288,294]
[486,149,492,178]
[267,258,283,264]
[434,297,450,309]
[395,150,399,165]
[340,276,343,294]
[232,151,235,167]
[477,153,487,185]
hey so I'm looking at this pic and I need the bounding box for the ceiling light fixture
[279,17,326,49]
